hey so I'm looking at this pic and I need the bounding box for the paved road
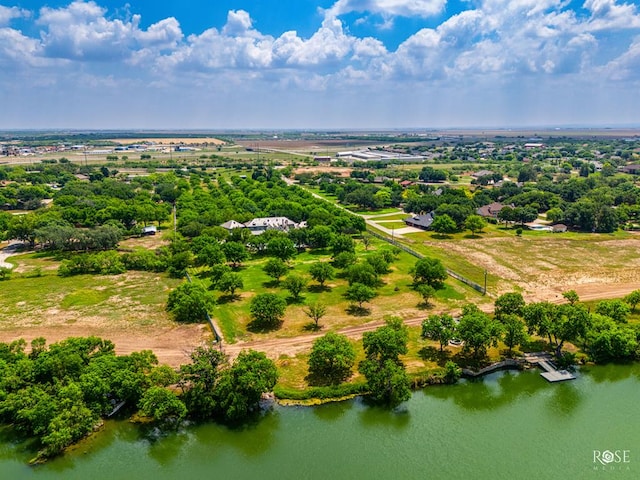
[0,242,21,269]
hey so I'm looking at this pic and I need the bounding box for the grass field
[207,237,483,344]
[404,227,640,300]
[0,254,181,329]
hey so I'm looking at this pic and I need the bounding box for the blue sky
[1,0,639,129]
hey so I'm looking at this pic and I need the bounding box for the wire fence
[185,270,223,343]
[366,229,487,295]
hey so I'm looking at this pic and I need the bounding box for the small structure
[470,169,494,179]
[313,156,332,164]
[220,220,245,231]
[404,212,435,230]
[476,202,506,218]
[523,352,576,383]
[552,224,568,233]
[141,225,157,236]
[621,164,640,175]
[399,180,414,188]
[244,217,300,235]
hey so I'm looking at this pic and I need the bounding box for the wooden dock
[523,353,576,382]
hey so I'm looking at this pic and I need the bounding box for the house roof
[244,217,296,229]
[220,220,245,230]
[476,202,506,217]
[404,212,435,229]
[471,170,494,178]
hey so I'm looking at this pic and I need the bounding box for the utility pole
[484,270,488,295]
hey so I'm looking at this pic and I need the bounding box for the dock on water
[523,353,576,382]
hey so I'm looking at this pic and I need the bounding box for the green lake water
[1,364,638,480]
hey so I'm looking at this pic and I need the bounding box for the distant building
[314,156,332,163]
[471,169,494,178]
[238,217,304,235]
[404,212,435,230]
[552,224,568,233]
[621,164,640,175]
[220,220,245,231]
[476,202,507,218]
[142,225,157,235]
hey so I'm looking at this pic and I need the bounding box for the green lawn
[206,237,484,344]
[0,253,181,329]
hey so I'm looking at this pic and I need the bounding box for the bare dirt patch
[423,234,640,302]
[293,166,353,177]
[0,324,209,368]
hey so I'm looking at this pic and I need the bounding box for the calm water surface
[2,364,638,480]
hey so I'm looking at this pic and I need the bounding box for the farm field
[0,253,206,367]
[405,229,640,301]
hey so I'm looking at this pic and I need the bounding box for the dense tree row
[421,291,640,364]
[0,337,276,460]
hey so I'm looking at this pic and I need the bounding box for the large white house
[221,217,306,235]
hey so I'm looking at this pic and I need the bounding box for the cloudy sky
[1,0,639,129]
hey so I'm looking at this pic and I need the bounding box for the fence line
[366,229,487,295]
[185,271,223,343]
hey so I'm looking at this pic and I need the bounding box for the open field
[206,238,482,346]
[0,253,207,367]
[407,229,640,301]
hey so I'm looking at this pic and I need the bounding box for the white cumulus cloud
[325,0,447,18]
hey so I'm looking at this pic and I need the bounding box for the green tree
[415,284,436,306]
[194,243,226,268]
[421,313,455,351]
[595,300,630,323]
[587,316,638,363]
[524,303,591,358]
[166,283,215,323]
[282,274,307,301]
[501,314,527,355]
[267,237,297,262]
[308,225,334,249]
[346,262,379,287]
[332,251,357,269]
[0,266,11,280]
[249,293,287,329]
[263,258,288,282]
[358,318,411,407]
[464,214,487,236]
[546,207,564,224]
[624,290,640,312]
[331,234,355,257]
[303,302,327,329]
[138,386,187,424]
[562,290,580,305]
[180,342,227,418]
[494,292,525,319]
[411,257,447,289]
[309,262,335,287]
[345,283,376,309]
[457,309,503,360]
[431,214,458,235]
[217,272,244,297]
[222,241,249,268]
[308,332,356,385]
[167,251,193,278]
[366,253,390,275]
[214,350,278,422]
